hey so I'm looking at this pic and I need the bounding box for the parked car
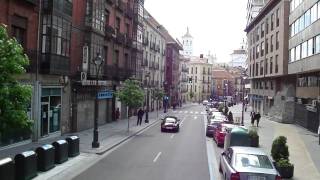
[219,146,281,180]
[161,116,180,132]
[207,111,226,121]
[206,117,229,137]
[214,123,237,147]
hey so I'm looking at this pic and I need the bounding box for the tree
[152,88,165,118]
[189,92,194,101]
[0,25,32,140]
[116,79,144,131]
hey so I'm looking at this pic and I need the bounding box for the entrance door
[41,103,49,136]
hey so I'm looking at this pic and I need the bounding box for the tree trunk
[127,106,129,132]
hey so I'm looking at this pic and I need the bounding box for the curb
[96,118,161,155]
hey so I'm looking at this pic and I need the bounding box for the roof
[182,27,193,38]
[144,10,166,39]
[231,49,246,55]
[212,70,234,79]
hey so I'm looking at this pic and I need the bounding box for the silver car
[219,146,281,180]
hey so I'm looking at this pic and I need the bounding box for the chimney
[200,54,203,58]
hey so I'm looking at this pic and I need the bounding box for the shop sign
[97,90,113,99]
[81,80,108,86]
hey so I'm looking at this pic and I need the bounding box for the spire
[182,26,192,38]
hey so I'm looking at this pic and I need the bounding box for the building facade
[288,0,320,132]
[180,55,189,103]
[142,10,166,111]
[211,68,235,101]
[247,0,268,26]
[229,40,248,68]
[246,0,291,120]
[187,56,213,102]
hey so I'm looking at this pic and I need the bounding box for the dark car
[206,117,227,137]
[161,116,180,132]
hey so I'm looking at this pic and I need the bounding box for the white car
[202,100,209,105]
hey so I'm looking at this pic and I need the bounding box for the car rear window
[235,153,273,169]
[165,118,176,123]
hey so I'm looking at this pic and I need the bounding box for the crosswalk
[172,110,207,115]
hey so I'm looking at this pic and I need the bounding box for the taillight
[275,175,281,180]
[230,172,240,180]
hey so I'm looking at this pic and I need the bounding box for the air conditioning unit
[312,100,317,107]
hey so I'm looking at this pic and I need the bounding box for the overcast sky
[145,0,247,62]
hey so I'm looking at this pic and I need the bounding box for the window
[276,32,279,50]
[296,44,301,60]
[265,81,268,89]
[265,39,269,54]
[252,47,255,60]
[196,67,197,74]
[265,59,268,74]
[318,2,320,19]
[299,15,304,33]
[125,23,130,37]
[276,9,280,27]
[256,44,260,57]
[256,63,259,76]
[290,48,295,62]
[302,41,308,58]
[315,35,320,54]
[266,18,269,34]
[235,154,273,169]
[271,13,274,31]
[270,35,274,52]
[311,4,318,24]
[105,10,110,25]
[195,76,197,83]
[294,18,300,34]
[305,9,311,27]
[270,81,274,90]
[256,27,260,41]
[308,38,314,56]
[195,85,197,92]
[261,23,265,37]
[275,55,278,73]
[116,17,121,34]
[260,60,264,75]
[114,50,119,65]
[12,26,26,48]
[252,64,255,77]
[270,57,273,74]
[261,42,264,56]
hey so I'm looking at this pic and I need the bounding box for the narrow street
[75,105,212,180]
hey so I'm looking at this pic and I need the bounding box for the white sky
[145,0,247,63]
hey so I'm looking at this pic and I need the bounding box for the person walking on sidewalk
[255,112,261,127]
[250,111,255,126]
[137,108,144,126]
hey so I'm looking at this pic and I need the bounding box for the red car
[214,123,236,147]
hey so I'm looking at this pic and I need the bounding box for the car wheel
[176,127,179,133]
[161,128,164,132]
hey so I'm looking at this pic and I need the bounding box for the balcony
[150,42,156,51]
[155,62,160,70]
[104,65,132,81]
[116,0,125,12]
[182,67,188,73]
[208,71,212,75]
[141,59,148,67]
[181,77,188,83]
[156,44,160,52]
[202,71,207,75]
[105,25,115,39]
[125,35,132,48]
[116,32,126,45]
[149,61,155,69]
[39,53,70,75]
[143,37,149,46]
[125,6,134,19]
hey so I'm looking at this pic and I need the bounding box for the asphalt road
[74,105,212,180]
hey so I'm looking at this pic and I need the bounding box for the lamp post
[145,72,150,123]
[92,53,104,148]
[241,76,245,126]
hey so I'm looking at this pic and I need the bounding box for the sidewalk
[0,103,195,180]
[229,104,320,180]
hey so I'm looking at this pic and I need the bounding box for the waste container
[14,151,37,180]
[0,157,15,180]
[66,136,80,157]
[52,140,68,164]
[36,144,55,171]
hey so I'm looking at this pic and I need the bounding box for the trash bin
[36,144,55,171]
[14,151,37,180]
[52,140,68,164]
[0,157,15,180]
[65,136,80,157]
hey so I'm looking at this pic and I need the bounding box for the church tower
[182,27,193,56]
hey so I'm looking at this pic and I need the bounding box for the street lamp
[241,76,245,126]
[145,72,150,123]
[92,53,104,148]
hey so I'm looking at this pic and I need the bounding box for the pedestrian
[250,111,255,126]
[228,111,234,123]
[244,104,247,112]
[255,112,261,127]
[137,108,144,126]
[115,108,120,120]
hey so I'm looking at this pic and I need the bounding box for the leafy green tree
[0,25,32,139]
[152,88,165,117]
[116,79,144,131]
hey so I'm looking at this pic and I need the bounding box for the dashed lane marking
[153,152,162,163]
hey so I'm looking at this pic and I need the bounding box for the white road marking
[195,112,199,114]
[170,134,175,139]
[180,119,185,127]
[153,152,162,163]
[194,116,198,119]
[184,111,188,113]
[190,111,193,114]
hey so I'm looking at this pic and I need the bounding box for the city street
[74,104,213,180]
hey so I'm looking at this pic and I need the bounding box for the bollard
[65,136,80,157]
[14,151,37,180]
[0,157,15,180]
[52,140,68,164]
[36,144,55,171]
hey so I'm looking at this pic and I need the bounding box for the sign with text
[81,80,108,86]
[97,90,113,99]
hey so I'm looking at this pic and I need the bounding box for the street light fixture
[145,72,150,123]
[92,53,104,148]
